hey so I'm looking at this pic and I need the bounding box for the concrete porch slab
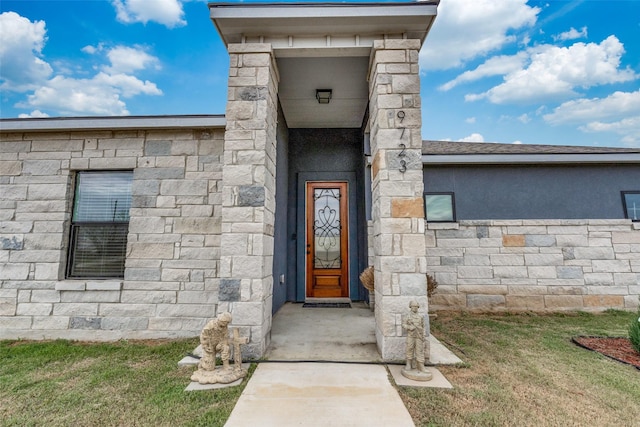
[224,362,415,427]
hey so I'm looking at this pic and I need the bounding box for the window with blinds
[67,171,133,278]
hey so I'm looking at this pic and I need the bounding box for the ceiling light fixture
[316,89,332,104]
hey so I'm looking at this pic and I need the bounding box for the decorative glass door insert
[306,182,349,298]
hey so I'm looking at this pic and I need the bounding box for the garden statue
[401,300,433,381]
[191,312,249,384]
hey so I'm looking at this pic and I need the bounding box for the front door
[306,182,349,298]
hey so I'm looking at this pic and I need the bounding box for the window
[424,192,456,222]
[622,191,640,222]
[67,171,133,278]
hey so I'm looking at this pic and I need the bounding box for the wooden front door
[306,182,349,298]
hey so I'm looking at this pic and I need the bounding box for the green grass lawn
[0,338,252,427]
[1,311,638,427]
[400,310,640,427]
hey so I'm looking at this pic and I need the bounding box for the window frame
[66,170,133,279]
[621,191,640,222]
[424,192,456,223]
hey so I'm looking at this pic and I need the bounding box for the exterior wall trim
[0,115,226,132]
[422,153,640,165]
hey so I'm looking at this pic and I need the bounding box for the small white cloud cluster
[0,11,162,117]
[112,0,186,28]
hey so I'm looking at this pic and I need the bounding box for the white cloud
[105,46,161,74]
[0,12,52,91]
[553,26,588,42]
[543,90,640,124]
[459,133,485,143]
[18,73,161,116]
[439,53,527,91]
[518,114,531,124]
[420,0,539,71]
[512,141,523,144]
[465,36,637,104]
[543,90,640,146]
[18,110,49,118]
[112,0,186,28]
[465,117,476,124]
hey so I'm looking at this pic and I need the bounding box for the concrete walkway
[224,362,415,427]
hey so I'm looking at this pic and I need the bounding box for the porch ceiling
[209,1,438,128]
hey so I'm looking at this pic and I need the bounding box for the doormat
[302,303,351,308]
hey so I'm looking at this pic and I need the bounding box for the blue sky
[1,0,639,147]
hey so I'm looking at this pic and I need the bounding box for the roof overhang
[209,2,439,57]
[0,115,226,132]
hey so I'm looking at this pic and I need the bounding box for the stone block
[612,231,640,244]
[574,247,615,259]
[121,290,176,304]
[524,253,564,266]
[508,285,548,295]
[503,235,525,247]
[174,217,220,234]
[528,266,557,279]
[53,303,98,316]
[555,234,588,247]
[17,303,52,315]
[457,266,493,279]
[34,263,60,280]
[592,260,630,273]
[127,243,174,259]
[429,294,466,308]
[556,266,583,279]
[124,268,162,281]
[70,317,101,329]
[60,291,121,303]
[547,286,585,295]
[584,273,613,286]
[544,295,583,308]
[134,168,185,180]
[0,317,32,330]
[177,291,218,304]
[101,317,149,330]
[614,273,638,286]
[390,197,423,218]
[30,290,60,303]
[526,235,556,247]
[506,296,545,310]
[0,298,17,315]
[493,266,528,278]
[55,282,86,291]
[32,316,70,330]
[490,254,524,265]
[467,295,505,309]
[230,301,263,326]
[1,235,23,250]
[220,278,241,301]
[583,295,624,308]
[86,281,122,291]
[459,285,507,295]
[99,303,156,317]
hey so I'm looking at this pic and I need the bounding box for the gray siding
[424,164,640,220]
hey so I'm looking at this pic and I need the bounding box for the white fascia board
[0,115,226,132]
[210,3,438,20]
[422,153,640,165]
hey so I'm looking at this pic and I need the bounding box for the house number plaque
[397,110,407,173]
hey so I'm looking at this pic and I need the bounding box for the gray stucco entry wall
[286,128,367,302]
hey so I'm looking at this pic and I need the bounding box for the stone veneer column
[369,39,428,361]
[219,44,279,358]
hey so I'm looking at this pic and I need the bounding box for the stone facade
[0,126,225,340]
[368,39,428,360]
[426,220,640,311]
[219,44,280,358]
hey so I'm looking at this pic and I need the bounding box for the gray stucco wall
[272,105,289,313]
[286,128,367,301]
[424,164,640,220]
